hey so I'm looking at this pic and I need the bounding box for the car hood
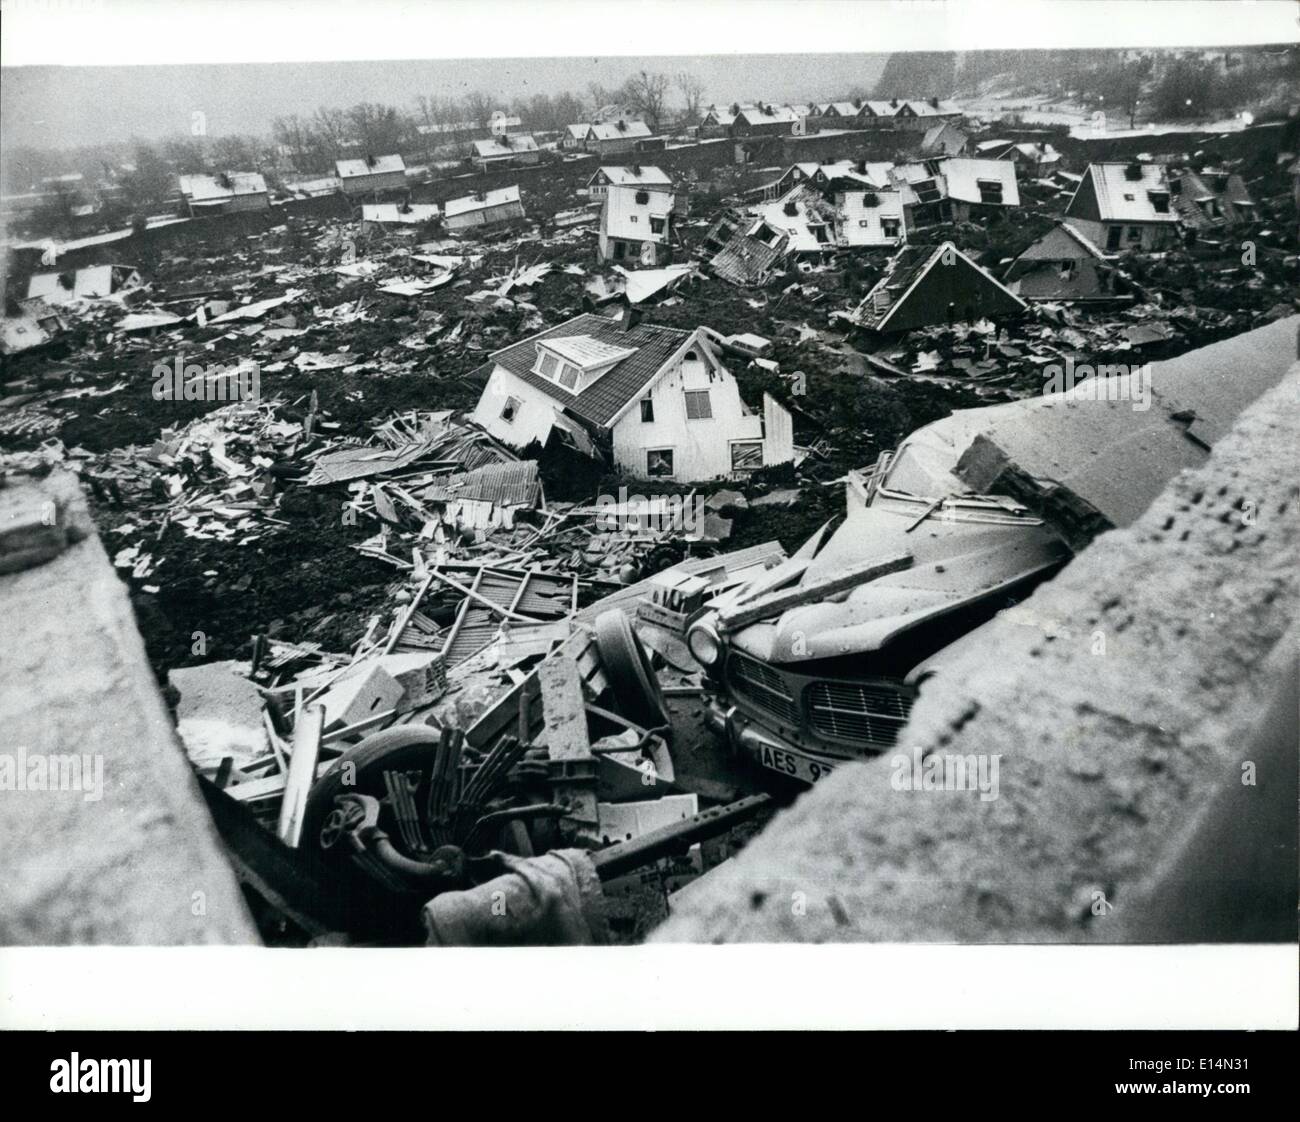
[730,497,1069,665]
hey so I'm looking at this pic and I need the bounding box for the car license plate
[758,744,836,784]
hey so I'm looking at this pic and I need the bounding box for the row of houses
[699,97,962,138]
[560,119,665,157]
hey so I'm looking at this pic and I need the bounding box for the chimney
[890,98,899,108]
[632,163,642,176]
[367,153,376,168]
[857,158,867,173]
[930,97,940,109]
[621,306,643,332]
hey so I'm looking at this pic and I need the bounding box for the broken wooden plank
[717,551,913,632]
[277,704,324,848]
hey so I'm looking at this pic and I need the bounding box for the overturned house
[1003,220,1134,303]
[442,186,525,232]
[1169,167,1256,233]
[841,241,1026,333]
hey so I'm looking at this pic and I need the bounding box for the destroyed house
[849,242,1027,332]
[26,263,142,304]
[760,160,893,201]
[472,134,541,168]
[335,154,407,195]
[973,140,1061,177]
[938,157,1021,220]
[586,165,673,201]
[359,203,441,233]
[470,311,794,481]
[703,209,790,287]
[442,186,525,231]
[177,172,269,216]
[920,121,970,156]
[888,160,949,230]
[1003,221,1131,303]
[1168,168,1255,231]
[1064,162,1179,252]
[585,119,656,156]
[732,104,803,136]
[749,184,905,253]
[597,184,676,265]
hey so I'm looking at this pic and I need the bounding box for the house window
[635,190,649,204]
[1148,191,1170,214]
[730,441,763,470]
[976,179,1003,204]
[684,390,712,420]
[557,364,579,390]
[640,397,654,422]
[649,216,665,235]
[500,395,521,423]
[1126,226,1143,243]
[1059,260,1076,280]
[629,214,638,223]
[1106,226,1123,250]
[613,242,626,259]
[646,449,674,477]
[539,352,559,379]
[882,218,901,239]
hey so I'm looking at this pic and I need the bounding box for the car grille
[727,652,799,727]
[806,681,914,748]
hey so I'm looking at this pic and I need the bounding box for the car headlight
[687,619,722,667]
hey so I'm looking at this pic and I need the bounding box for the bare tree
[624,70,670,133]
[272,115,316,174]
[675,72,706,126]
[312,106,349,163]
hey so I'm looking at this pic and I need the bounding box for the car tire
[593,609,669,731]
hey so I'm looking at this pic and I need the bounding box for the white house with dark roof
[470,310,793,481]
[336,155,407,195]
[1064,162,1179,252]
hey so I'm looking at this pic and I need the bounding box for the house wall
[471,366,562,449]
[339,170,407,195]
[762,392,794,467]
[444,199,525,230]
[881,254,1025,332]
[1068,217,1176,252]
[610,349,762,481]
[476,151,540,170]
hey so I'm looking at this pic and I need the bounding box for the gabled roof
[485,312,693,427]
[853,242,1026,331]
[702,106,739,125]
[178,172,267,201]
[1067,162,1177,224]
[816,102,862,117]
[444,185,522,218]
[565,123,592,138]
[941,157,1021,206]
[1169,168,1254,228]
[588,120,653,142]
[473,135,540,158]
[863,100,902,117]
[748,186,837,253]
[903,98,962,117]
[737,104,801,125]
[336,155,406,178]
[922,122,967,148]
[589,165,672,188]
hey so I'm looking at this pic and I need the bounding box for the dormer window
[532,335,637,395]
[1148,191,1170,214]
